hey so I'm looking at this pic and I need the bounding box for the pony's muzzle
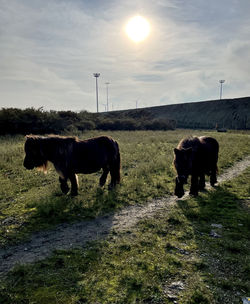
[23,159,34,170]
[175,177,185,198]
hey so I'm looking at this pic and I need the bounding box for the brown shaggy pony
[173,136,219,198]
[24,135,121,196]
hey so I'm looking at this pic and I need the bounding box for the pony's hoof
[198,184,205,190]
[108,183,115,191]
[210,177,217,187]
[99,180,106,187]
[189,188,198,196]
[61,185,70,194]
[70,191,78,196]
[189,190,198,196]
[175,191,184,198]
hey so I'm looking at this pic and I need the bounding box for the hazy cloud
[0,0,249,111]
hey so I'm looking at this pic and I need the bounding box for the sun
[125,16,151,43]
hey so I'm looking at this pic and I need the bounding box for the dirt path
[1,156,250,276]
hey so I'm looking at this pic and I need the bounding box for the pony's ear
[174,148,180,155]
[185,147,192,155]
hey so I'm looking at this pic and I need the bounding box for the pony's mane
[26,134,78,141]
[177,136,200,149]
[37,162,49,174]
[26,136,49,173]
[25,135,78,174]
[47,134,78,141]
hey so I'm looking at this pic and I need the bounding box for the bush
[143,119,175,130]
[0,107,176,135]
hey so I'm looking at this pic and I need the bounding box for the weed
[0,130,249,303]
[0,169,249,303]
[1,130,249,245]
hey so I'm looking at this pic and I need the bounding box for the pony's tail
[113,141,121,184]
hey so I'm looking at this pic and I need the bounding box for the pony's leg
[198,174,206,190]
[210,166,217,187]
[100,167,109,187]
[174,177,185,198]
[59,176,70,194]
[190,174,199,196]
[109,167,118,189]
[69,173,78,196]
[109,159,120,190]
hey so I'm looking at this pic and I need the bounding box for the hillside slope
[109,97,250,129]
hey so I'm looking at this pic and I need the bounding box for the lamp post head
[93,73,100,78]
[219,79,225,84]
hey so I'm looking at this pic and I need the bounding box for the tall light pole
[105,82,110,112]
[219,80,225,100]
[93,73,100,112]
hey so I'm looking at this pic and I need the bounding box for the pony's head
[23,136,48,172]
[173,147,192,197]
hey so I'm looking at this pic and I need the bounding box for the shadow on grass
[0,245,105,304]
[176,184,250,302]
[1,174,249,303]
[0,187,122,276]
[0,185,122,247]
[3,184,248,304]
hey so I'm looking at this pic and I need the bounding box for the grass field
[0,130,250,303]
[0,130,249,246]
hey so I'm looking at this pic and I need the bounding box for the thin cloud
[0,0,249,111]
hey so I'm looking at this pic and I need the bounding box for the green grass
[0,130,250,246]
[0,167,249,304]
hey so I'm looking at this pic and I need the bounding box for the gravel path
[0,156,250,276]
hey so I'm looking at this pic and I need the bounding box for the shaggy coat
[24,135,121,196]
[173,136,219,198]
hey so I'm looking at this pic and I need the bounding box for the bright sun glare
[125,16,150,43]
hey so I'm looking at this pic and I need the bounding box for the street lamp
[136,99,139,109]
[102,104,107,112]
[105,82,110,112]
[219,80,225,100]
[93,73,100,112]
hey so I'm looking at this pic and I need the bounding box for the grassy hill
[1,97,249,134]
[107,97,250,130]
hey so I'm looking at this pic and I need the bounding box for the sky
[0,0,250,112]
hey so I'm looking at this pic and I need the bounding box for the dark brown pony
[24,135,121,196]
[173,136,219,198]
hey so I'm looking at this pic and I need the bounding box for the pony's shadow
[33,185,120,222]
[94,186,120,213]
